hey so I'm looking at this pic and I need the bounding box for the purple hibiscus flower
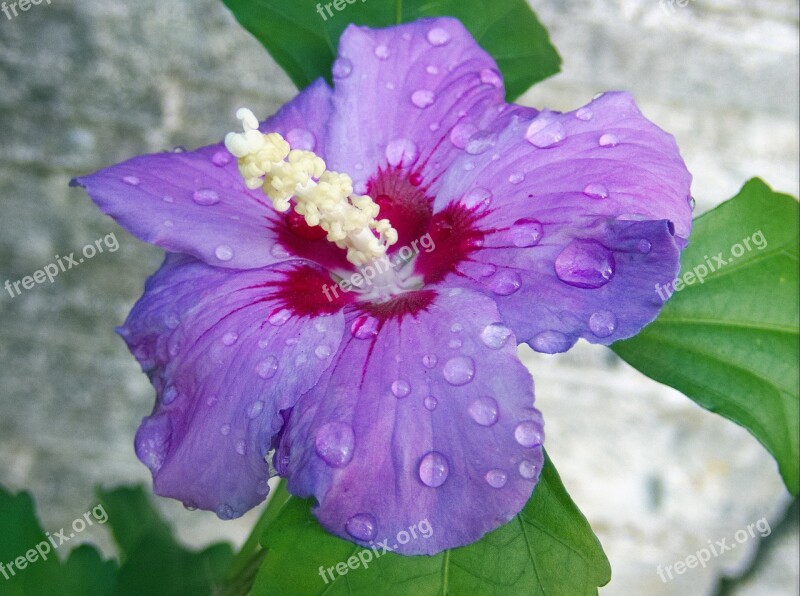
[71,17,691,555]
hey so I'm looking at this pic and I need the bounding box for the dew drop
[485,469,508,488]
[222,331,239,346]
[426,65,439,75]
[443,356,475,386]
[374,44,390,60]
[480,323,512,349]
[215,245,234,262]
[410,172,424,186]
[332,57,353,79]
[346,513,377,540]
[487,270,522,296]
[162,195,174,203]
[411,89,436,109]
[256,480,270,496]
[162,386,178,405]
[599,133,619,147]
[514,421,543,448]
[589,310,617,338]
[193,188,220,206]
[286,128,316,151]
[247,401,264,419]
[424,395,438,411]
[220,424,231,436]
[385,138,419,166]
[509,172,525,184]
[271,243,291,259]
[351,315,379,339]
[480,68,503,88]
[583,183,609,200]
[447,338,462,349]
[314,345,332,359]
[422,354,438,368]
[255,356,278,379]
[183,502,197,511]
[315,422,355,468]
[518,459,538,479]
[235,440,247,455]
[122,175,140,186]
[575,107,593,121]
[217,504,235,520]
[450,123,478,149]
[426,28,451,46]
[268,308,292,326]
[554,239,615,288]
[510,218,543,247]
[531,330,573,353]
[211,151,231,166]
[465,131,497,155]
[637,239,652,254]
[461,187,493,210]
[418,451,449,487]
[526,119,566,148]
[468,396,499,426]
[391,380,411,398]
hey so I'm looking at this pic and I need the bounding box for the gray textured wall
[0,1,797,594]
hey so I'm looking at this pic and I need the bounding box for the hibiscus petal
[71,79,333,270]
[278,288,543,554]
[421,92,692,351]
[122,254,345,518]
[325,17,508,194]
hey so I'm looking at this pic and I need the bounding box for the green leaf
[97,486,236,596]
[221,0,561,100]
[0,486,117,596]
[613,178,800,495]
[251,453,610,595]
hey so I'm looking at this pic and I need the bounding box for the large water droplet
[487,270,522,296]
[468,396,499,426]
[514,421,543,448]
[461,187,493,210]
[427,28,451,46]
[424,395,438,411]
[268,308,292,326]
[575,107,593,121]
[411,89,436,109]
[422,354,438,368]
[418,451,449,487]
[211,151,231,166]
[518,459,538,479]
[332,57,353,79]
[315,422,355,468]
[510,218,543,247]
[391,380,411,398]
[374,44,390,60]
[485,469,508,488]
[222,331,239,346]
[247,400,264,419]
[531,330,572,353]
[480,323,512,349]
[598,133,619,147]
[582,183,609,200]
[385,139,419,166]
[450,123,478,149]
[122,175,140,186]
[554,239,615,288]
[215,245,234,262]
[255,356,278,379]
[286,128,316,151]
[589,310,617,338]
[193,188,220,206]
[526,119,566,148]
[443,356,475,386]
[346,513,377,540]
[351,315,379,339]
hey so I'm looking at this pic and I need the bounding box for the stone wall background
[0,0,797,594]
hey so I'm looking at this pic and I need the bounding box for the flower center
[225,108,398,266]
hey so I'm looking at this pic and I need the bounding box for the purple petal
[71,79,333,270]
[325,18,507,193]
[122,254,345,518]
[277,288,543,554]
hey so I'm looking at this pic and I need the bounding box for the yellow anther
[225,108,398,266]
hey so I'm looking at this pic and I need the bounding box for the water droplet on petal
[419,451,449,487]
[427,28,451,46]
[122,175,140,186]
[469,397,499,426]
[526,119,566,148]
[509,172,525,184]
[211,151,231,166]
[271,243,291,258]
[514,421,543,448]
[332,57,353,79]
[461,187,493,210]
[247,401,264,419]
[268,308,292,326]
[314,345,332,359]
[255,356,278,379]
[424,395,438,410]
[589,311,617,338]
[689,196,697,210]
[447,338,462,349]
[531,330,573,353]
[222,331,239,346]
[374,44,390,59]
[315,422,355,468]
[411,89,436,109]
[451,322,463,333]
[193,188,220,206]
[217,504,235,520]
[554,239,615,288]
[465,131,497,155]
[215,245,234,262]
[351,315,379,339]
[385,139,419,166]
[485,469,508,488]
[426,65,439,75]
[575,107,593,121]
[583,183,609,200]
[346,513,377,540]
[599,133,619,147]
[183,502,197,511]
[235,440,247,455]
[450,123,478,149]
[518,459,538,479]
[422,354,438,368]
[256,480,270,496]
[286,128,316,151]
[510,218,543,247]
[162,386,178,405]
[637,239,652,254]
[480,68,503,88]
[391,380,411,398]
[480,323,512,349]
[487,270,522,296]
[220,424,231,436]
[443,356,475,386]
[162,195,174,203]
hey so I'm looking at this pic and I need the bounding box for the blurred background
[0,0,797,594]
